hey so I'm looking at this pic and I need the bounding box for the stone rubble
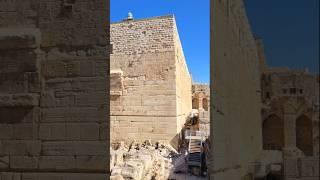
[110,140,178,180]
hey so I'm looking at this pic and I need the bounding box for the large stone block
[42,141,107,156]
[65,123,100,140]
[0,28,41,50]
[13,123,37,140]
[0,156,9,169]
[39,156,76,170]
[284,158,298,177]
[0,172,21,180]
[10,156,38,169]
[0,141,41,156]
[0,125,13,140]
[41,107,104,123]
[76,156,107,170]
[39,123,66,140]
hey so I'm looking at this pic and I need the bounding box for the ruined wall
[0,0,108,178]
[110,15,192,146]
[210,0,262,179]
[261,69,320,179]
[192,83,210,111]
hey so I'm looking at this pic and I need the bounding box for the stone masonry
[0,0,109,179]
[259,40,320,179]
[210,0,263,179]
[192,83,210,137]
[110,15,192,149]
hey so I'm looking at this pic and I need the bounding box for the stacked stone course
[0,0,109,179]
[110,15,192,148]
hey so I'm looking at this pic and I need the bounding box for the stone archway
[192,98,199,109]
[203,98,208,111]
[263,114,284,150]
[296,114,313,156]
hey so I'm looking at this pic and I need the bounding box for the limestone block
[75,156,107,170]
[0,28,41,50]
[300,158,319,177]
[80,61,96,77]
[39,156,76,170]
[74,92,106,107]
[43,61,67,79]
[0,172,21,180]
[13,123,37,140]
[39,124,66,140]
[0,141,41,156]
[0,125,13,140]
[284,158,298,177]
[110,175,124,180]
[42,141,107,156]
[25,72,41,93]
[110,70,123,96]
[41,107,104,123]
[66,61,80,77]
[0,94,39,107]
[99,123,108,140]
[0,156,9,169]
[66,123,100,140]
[39,123,99,141]
[10,156,38,169]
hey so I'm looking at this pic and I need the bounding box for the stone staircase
[188,139,202,167]
[185,130,205,174]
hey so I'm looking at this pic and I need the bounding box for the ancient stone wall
[260,68,319,180]
[0,0,109,179]
[110,15,192,147]
[210,0,263,179]
[174,21,192,136]
[261,69,319,155]
[192,84,210,137]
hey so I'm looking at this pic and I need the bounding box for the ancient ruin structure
[192,84,210,111]
[192,83,210,137]
[0,0,109,179]
[258,38,320,179]
[210,0,319,179]
[110,15,192,148]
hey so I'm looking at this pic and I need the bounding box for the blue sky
[111,0,210,83]
[111,1,319,84]
[245,0,319,73]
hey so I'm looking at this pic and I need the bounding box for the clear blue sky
[111,0,210,83]
[245,0,319,73]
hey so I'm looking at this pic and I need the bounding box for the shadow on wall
[0,107,34,124]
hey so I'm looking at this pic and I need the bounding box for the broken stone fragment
[110,175,125,180]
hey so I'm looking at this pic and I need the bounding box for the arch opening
[296,115,313,156]
[263,114,284,150]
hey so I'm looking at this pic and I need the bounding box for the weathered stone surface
[0,0,109,177]
[110,141,176,180]
[0,29,41,50]
[0,156,9,169]
[10,156,38,169]
[0,172,21,180]
[0,141,41,156]
[210,0,263,179]
[110,15,192,146]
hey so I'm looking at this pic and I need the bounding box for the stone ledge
[0,28,41,50]
[0,93,40,107]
